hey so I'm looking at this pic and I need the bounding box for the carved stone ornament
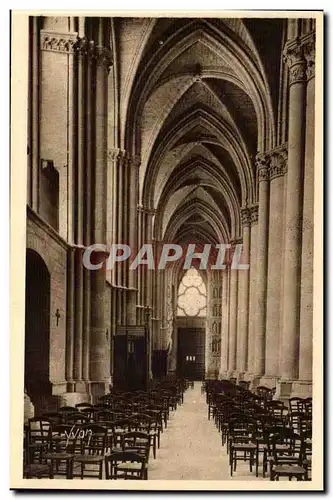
[250,204,259,225]
[94,46,113,70]
[256,153,270,182]
[241,207,251,226]
[303,34,316,80]
[74,37,112,70]
[108,149,141,168]
[269,144,288,180]
[40,30,77,54]
[284,40,307,85]
[108,148,127,163]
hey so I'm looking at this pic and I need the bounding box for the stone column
[29,17,40,212]
[72,39,87,391]
[208,270,222,378]
[237,208,251,379]
[228,259,238,375]
[261,146,288,389]
[127,155,140,324]
[65,247,75,392]
[253,155,270,383]
[82,46,93,384]
[219,267,229,378]
[245,205,258,380]
[295,34,315,397]
[89,40,112,397]
[73,247,84,388]
[279,39,307,398]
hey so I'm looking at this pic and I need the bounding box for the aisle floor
[148,382,268,481]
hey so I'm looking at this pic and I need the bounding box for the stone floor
[148,382,268,481]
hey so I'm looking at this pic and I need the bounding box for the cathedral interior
[22,15,318,481]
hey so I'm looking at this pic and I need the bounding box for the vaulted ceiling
[112,17,285,256]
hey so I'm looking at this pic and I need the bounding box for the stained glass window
[177,268,207,317]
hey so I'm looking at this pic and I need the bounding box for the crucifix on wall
[55,309,60,326]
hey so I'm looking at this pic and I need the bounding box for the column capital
[94,45,113,70]
[241,207,251,227]
[268,143,288,181]
[256,153,270,182]
[283,39,307,85]
[107,149,141,167]
[76,39,112,70]
[229,236,242,246]
[40,30,78,54]
[138,205,156,216]
[250,204,259,225]
[74,36,89,57]
[108,148,126,162]
[303,33,316,80]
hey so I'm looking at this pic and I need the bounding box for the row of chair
[23,377,190,480]
[204,379,312,481]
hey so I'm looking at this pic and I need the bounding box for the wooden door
[177,328,205,380]
[113,326,148,391]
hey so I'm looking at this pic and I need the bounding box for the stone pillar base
[226,370,237,379]
[37,395,67,414]
[275,379,294,405]
[61,391,91,406]
[249,376,262,392]
[89,381,110,403]
[259,375,280,389]
[75,380,89,393]
[218,370,228,380]
[291,380,312,398]
[243,372,254,382]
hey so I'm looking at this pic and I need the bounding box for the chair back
[105,451,146,479]
[80,424,107,455]
[28,417,51,444]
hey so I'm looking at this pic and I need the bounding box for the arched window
[177,268,207,317]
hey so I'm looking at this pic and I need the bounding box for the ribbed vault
[118,17,282,281]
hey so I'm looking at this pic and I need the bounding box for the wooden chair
[63,412,91,426]
[289,397,305,414]
[59,406,77,413]
[105,451,146,480]
[72,424,107,479]
[228,417,258,477]
[23,463,52,479]
[130,414,158,459]
[94,410,115,423]
[26,417,51,465]
[112,418,133,447]
[268,427,308,481]
[76,402,93,410]
[119,431,150,479]
[44,424,75,479]
[238,381,251,390]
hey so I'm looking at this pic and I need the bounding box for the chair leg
[152,437,156,459]
[263,449,267,478]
